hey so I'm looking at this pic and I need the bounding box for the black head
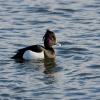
[43,29,56,48]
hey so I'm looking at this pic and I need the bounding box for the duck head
[43,29,56,48]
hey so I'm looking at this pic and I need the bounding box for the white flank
[23,50,44,60]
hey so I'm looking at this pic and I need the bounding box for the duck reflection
[43,58,57,84]
[13,57,57,84]
[43,58,56,74]
[13,57,56,75]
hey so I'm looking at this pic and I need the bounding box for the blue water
[0,0,100,99]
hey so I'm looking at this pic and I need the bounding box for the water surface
[0,0,100,99]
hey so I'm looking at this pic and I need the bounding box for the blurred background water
[0,0,100,99]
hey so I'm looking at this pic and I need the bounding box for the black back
[11,45,44,59]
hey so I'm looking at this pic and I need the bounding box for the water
[0,0,100,99]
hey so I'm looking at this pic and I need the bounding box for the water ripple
[87,64,100,69]
[0,0,100,99]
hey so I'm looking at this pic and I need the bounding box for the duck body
[11,30,56,60]
[12,45,44,60]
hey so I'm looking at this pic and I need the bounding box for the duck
[11,29,56,60]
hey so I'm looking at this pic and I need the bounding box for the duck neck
[43,44,55,58]
[44,42,55,58]
[44,45,52,50]
[44,42,51,49]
